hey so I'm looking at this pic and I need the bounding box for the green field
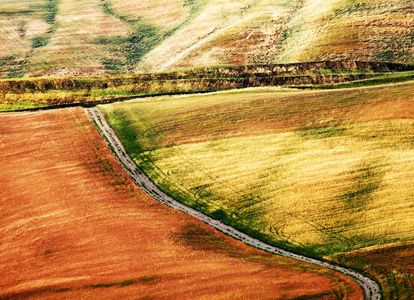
[100,81,414,298]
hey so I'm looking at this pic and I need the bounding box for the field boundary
[87,106,382,300]
[2,61,413,112]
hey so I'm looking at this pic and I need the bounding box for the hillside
[100,81,414,298]
[0,107,363,299]
[1,0,413,78]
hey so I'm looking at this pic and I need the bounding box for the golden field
[1,0,413,77]
[101,81,414,298]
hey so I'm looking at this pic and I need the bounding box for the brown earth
[331,242,414,300]
[0,107,363,299]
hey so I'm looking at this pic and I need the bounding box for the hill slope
[100,81,414,298]
[1,0,413,78]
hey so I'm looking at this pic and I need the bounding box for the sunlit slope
[101,83,414,297]
[0,108,362,299]
[140,0,414,71]
[271,0,414,64]
[1,0,413,77]
[101,82,414,258]
[0,0,191,78]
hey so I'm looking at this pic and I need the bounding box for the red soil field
[332,242,414,299]
[0,108,363,299]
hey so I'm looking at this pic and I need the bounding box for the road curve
[87,107,382,300]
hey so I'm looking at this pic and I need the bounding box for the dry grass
[101,82,414,296]
[0,107,362,299]
[275,0,414,64]
[137,0,290,71]
[110,0,190,31]
[140,0,414,71]
[140,123,414,252]
[1,0,413,76]
[26,0,129,77]
[0,0,47,78]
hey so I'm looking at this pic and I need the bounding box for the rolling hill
[0,0,413,78]
[2,0,414,298]
[99,81,414,298]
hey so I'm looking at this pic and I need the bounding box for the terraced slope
[0,108,363,299]
[1,0,413,77]
[100,82,414,298]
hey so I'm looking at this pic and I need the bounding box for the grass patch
[97,20,160,74]
[32,36,50,49]
[340,162,383,210]
[44,0,59,24]
[300,124,346,139]
[97,0,162,74]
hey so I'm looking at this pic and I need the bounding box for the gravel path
[87,107,382,300]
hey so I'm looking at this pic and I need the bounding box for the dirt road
[87,106,382,300]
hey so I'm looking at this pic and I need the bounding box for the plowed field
[0,108,362,299]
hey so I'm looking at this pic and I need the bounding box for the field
[100,81,414,298]
[331,242,414,299]
[0,107,364,299]
[2,0,414,298]
[1,0,413,78]
[129,0,414,71]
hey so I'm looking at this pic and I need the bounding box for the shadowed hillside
[1,0,413,78]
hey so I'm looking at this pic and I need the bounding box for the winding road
[87,106,382,300]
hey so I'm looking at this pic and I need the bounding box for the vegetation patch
[44,0,59,24]
[0,61,412,111]
[340,162,383,210]
[97,0,162,74]
[300,124,346,139]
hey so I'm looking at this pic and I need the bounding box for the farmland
[0,108,364,299]
[1,0,413,78]
[100,80,414,298]
[332,241,414,299]
[1,0,414,298]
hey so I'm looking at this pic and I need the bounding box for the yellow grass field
[1,0,413,77]
[101,82,414,298]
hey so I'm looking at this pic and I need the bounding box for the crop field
[139,0,414,71]
[1,0,413,78]
[0,107,364,299]
[0,0,192,78]
[2,0,414,298]
[331,242,414,299]
[272,0,414,65]
[101,81,414,298]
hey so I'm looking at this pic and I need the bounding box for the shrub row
[1,61,412,92]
